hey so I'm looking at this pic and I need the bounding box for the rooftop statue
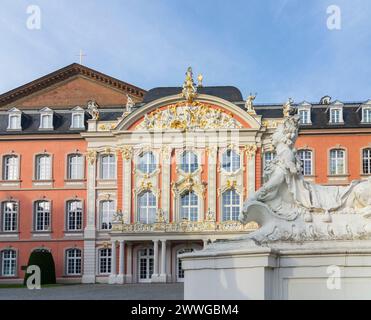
[87,100,100,120]
[240,102,371,243]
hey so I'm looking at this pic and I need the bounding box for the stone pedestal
[182,240,371,300]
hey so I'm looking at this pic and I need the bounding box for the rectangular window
[330,109,342,123]
[8,115,21,130]
[330,149,345,175]
[263,152,274,170]
[298,150,313,176]
[71,113,84,129]
[1,250,16,276]
[40,114,53,129]
[67,201,83,231]
[2,202,18,232]
[100,200,115,230]
[299,109,310,124]
[66,249,82,275]
[3,155,19,181]
[36,155,51,180]
[67,154,84,180]
[100,155,116,180]
[362,108,371,123]
[98,248,111,274]
[35,201,51,232]
[363,149,371,175]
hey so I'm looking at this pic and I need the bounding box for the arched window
[65,249,82,275]
[180,151,198,173]
[1,202,18,232]
[298,150,313,176]
[330,149,345,175]
[180,191,198,221]
[138,191,156,224]
[34,201,51,232]
[222,149,240,172]
[3,155,19,181]
[100,200,115,230]
[137,152,156,174]
[35,155,51,180]
[100,154,116,180]
[98,248,111,274]
[66,200,83,231]
[67,154,84,180]
[363,149,371,175]
[222,189,240,221]
[1,249,17,276]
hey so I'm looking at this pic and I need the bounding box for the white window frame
[329,108,344,124]
[180,151,199,174]
[221,149,241,173]
[7,112,22,130]
[66,200,83,231]
[137,152,156,175]
[329,149,346,175]
[221,189,241,221]
[71,107,85,129]
[35,154,52,180]
[67,154,84,180]
[362,148,371,175]
[39,108,54,130]
[137,191,157,224]
[298,109,311,124]
[1,249,17,277]
[1,202,18,232]
[3,155,19,181]
[100,154,116,180]
[65,248,82,275]
[98,248,111,275]
[362,107,371,123]
[180,191,198,221]
[298,150,313,176]
[100,200,115,230]
[34,200,51,232]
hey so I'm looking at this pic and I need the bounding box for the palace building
[0,64,370,284]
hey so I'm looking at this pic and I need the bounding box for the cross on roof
[77,49,87,65]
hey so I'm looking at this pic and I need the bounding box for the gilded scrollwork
[244,144,257,159]
[86,150,97,165]
[136,101,242,132]
[120,146,133,161]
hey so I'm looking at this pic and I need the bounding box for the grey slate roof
[143,86,243,103]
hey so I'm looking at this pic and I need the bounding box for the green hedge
[23,249,56,286]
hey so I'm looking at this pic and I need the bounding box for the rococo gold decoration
[182,67,197,103]
[86,150,97,165]
[244,144,257,159]
[120,146,133,160]
[136,101,242,131]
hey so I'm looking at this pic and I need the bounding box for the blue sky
[0,0,371,103]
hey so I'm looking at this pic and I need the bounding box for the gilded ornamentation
[156,208,166,223]
[182,67,197,103]
[121,146,133,161]
[262,119,281,128]
[226,179,237,190]
[86,150,97,165]
[244,144,257,159]
[137,101,242,131]
[111,220,258,233]
[140,180,153,190]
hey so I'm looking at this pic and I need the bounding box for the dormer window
[361,100,371,123]
[297,102,312,125]
[71,106,85,129]
[7,108,22,130]
[329,101,344,124]
[39,108,53,130]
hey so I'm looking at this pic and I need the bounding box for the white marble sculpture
[125,94,135,113]
[240,103,371,243]
[87,100,100,120]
